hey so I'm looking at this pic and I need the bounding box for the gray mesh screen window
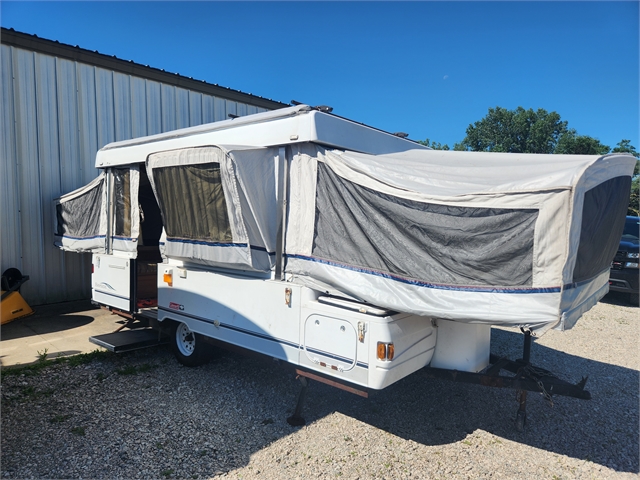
[573,176,632,283]
[55,178,104,238]
[153,163,232,243]
[312,163,538,287]
[114,168,131,238]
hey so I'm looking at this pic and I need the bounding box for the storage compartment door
[303,315,358,372]
[53,173,107,253]
[92,253,134,312]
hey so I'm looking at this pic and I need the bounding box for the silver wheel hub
[176,323,196,357]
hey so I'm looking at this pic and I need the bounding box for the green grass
[137,363,156,373]
[36,348,48,362]
[1,349,110,376]
[115,365,139,375]
[2,350,161,378]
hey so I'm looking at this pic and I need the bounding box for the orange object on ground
[1,290,34,324]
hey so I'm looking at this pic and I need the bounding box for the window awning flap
[53,173,107,253]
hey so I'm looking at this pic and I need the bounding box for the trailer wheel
[170,322,210,367]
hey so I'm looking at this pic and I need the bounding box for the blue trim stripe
[158,306,368,369]
[57,234,105,241]
[304,345,367,369]
[287,254,562,294]
[162,238,275,256]
[250,245,276,257]
[562,268,610,291]
[165,237,247,248]
[93,289,130,301]
[111,236,137,241]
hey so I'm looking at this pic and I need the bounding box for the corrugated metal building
[1,28,288,305]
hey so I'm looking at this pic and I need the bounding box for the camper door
[90,167,141,312]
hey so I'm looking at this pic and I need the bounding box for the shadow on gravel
[602,290,638,308]
[1,306,638,478]
[296,327,639,474]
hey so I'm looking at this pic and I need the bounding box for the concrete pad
[0,300,122,367]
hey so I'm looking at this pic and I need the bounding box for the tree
[612,139,639,158]
[418,138,450,150]
[423,108,639,215]
[612,139,640,176]
[610,140,639,214]
[456,106,568,154]
[629,177,639,216]
[554,129,610,155]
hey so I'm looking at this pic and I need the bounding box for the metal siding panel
[161,84,176,132]
[131,76,147,138]
[175,87,190,129]
[214,97,227,121]
[56,57,90,301]
[146,80,162,135]
[56,58,82,191]
[34,53,65,303]
[74,63,100,300]
[202,95,215,124]
[13,49,44,303]
[95,67,116,148]
[189,91,203,126]
[76,64,99,183]
[1,46,23,278]
[113,72,132,141]
[3,44,280,305]
[226,100,238,118]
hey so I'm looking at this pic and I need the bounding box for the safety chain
[521,364,554,407]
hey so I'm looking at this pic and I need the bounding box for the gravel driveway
[1,293,638,479]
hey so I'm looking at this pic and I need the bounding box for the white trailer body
[53,105,635,394]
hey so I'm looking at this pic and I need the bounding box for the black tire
[630,293,639,307]
[1,268,23,291]
[170,321,211,367]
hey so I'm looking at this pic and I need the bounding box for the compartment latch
[357,321,366,343]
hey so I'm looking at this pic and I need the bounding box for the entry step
[90,328,168,353]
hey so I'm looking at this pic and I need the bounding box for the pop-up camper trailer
[54,105,635,428]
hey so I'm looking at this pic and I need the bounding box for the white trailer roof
[95,105,427,167]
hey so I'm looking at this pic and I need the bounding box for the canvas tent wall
[55,101,634,333]
[283,145,635,333]
[55,105,429,267]
[1,28,286,305]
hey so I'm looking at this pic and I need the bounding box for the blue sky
[2,1,638,149]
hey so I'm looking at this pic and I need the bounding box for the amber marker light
[377,342,395,361]
[163,271,173,287]
[387,343,395,360]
